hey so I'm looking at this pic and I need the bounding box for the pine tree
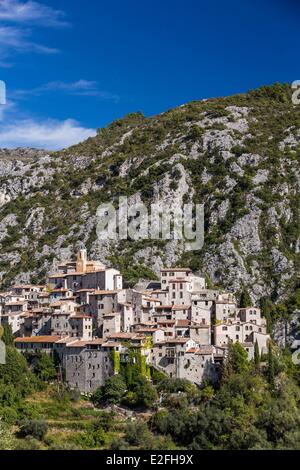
[254,340,260,370]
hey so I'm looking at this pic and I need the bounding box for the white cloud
[13,79,120,102]
[0,1,67,63]
[0,0,67,26]
[43,80,98,92]
[0,99,16,121]
[0,118,97,150]
[0,25,58,54]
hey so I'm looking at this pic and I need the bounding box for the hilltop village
[0,250,269,393]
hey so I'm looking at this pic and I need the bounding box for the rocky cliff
[0,83,299,307]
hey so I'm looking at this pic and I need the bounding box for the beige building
[15,335,62,354]
[119,303,134,332]
[102,311,121,338]
[88,290,119,333]
[214,293,237,322]
[1,312,23,335]
[49,250,122,293]
[191,290,218,325]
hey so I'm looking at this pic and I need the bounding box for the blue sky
[0,0,299,149]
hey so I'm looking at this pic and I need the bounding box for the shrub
[92,375,127,405]
[18,419,48,441]
[124,420,152,447]
[110,437,128,450]
[15,436,44,450]
[128,376,158,408]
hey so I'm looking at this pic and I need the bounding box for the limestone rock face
[273,312,300,349]
[0,84,299,311]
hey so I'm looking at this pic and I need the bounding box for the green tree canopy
[92,375,127,405]
[239,289,252,308]
[129,376,158,408]
[1,324,14,346]
[33,353,57,382]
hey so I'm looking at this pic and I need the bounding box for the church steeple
[76,248,87,272]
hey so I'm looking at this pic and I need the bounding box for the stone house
[151,289,169,304]
[88,290,119,333]
[189,323,211,345]
[191,290,219,324]
[1,312,23,335]
[118,302,134,332]
[139,296,161,323]
[4,300,28,315]
[64,339,119,394]
[214,321,269,356]
[48,274,68,290]
[174,319,190,338]
[176,345,221,386]
[69,315,93,340]
[237,307,265,326]
[51,311,92,340]
[168,279,193,305]
[76,288,96,306]
[49,250,122,292]
[156,320,175,338]
[132,325,165,344]
[151,338,196,378]
[20,308,52,337]
[15,335,61,354]
[171,304,191,321]
[11,285,46,301]
[49,289,74,302]
[214,294,237,322]
[160,268,192,288]
[153,305,173,322]
[37,292,50,306]
[102,312,121,338]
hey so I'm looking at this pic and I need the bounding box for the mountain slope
[0,83,299,304]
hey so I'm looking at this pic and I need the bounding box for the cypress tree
[268,342,275,390]
[239,289,252,308]
[2,324,14,346]
[220,341,234,383]
[260,297,273,334]
[254,339,260,369]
